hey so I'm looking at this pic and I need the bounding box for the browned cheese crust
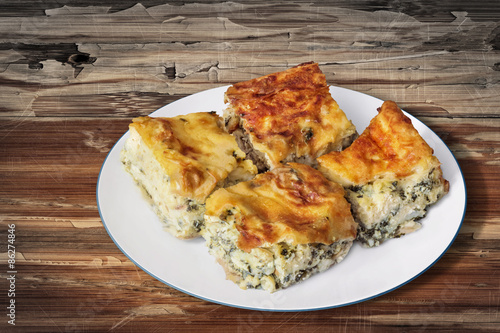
[318,100,449,247]
[204,163,357,252]
[129,112,256,202]
[224,62,356,170]
[318,100,449,189]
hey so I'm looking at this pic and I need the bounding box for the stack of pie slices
[120,62,449,292]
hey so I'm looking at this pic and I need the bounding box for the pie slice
[318,101,449,247]
[224,62,357,172]
[201,162,357,292]
[121,112,257,239]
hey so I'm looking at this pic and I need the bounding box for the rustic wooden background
[0,0,499,331]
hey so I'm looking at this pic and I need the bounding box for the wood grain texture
[0,1,499,332]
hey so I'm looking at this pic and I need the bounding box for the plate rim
[96,85,467,312]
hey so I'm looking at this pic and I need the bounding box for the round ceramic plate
[97,86,466,311]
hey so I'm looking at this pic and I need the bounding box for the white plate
[97,86,466,311]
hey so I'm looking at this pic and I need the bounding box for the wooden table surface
[1,1,499,331]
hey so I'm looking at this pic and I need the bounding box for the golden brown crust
[318,100,445,187]
[224,62,356,168]
[205,163,357,252]
[129,112,256,202]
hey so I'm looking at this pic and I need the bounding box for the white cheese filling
[121,129,205,239]
[202,212,353,292]
[348,168,448,247]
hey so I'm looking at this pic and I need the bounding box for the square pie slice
[318,101,449,247]
[121,112,257,239]
[224,62,357,172]
[201,163,357,292]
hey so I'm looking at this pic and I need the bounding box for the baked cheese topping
[317,100,449,247]
[318,100,445,187]
[224,62,357,169]
[204,163,357,252]
[129,112,257,202]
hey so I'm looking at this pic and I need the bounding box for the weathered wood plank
[1,0,500,22]
[0,3,498,118]
[4,262,498,332]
